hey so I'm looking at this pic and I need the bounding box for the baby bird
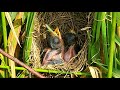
[42,48,63,65]
[42,27,64,66]
[63,31,77,62]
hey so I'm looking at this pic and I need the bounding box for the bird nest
[29,12,94,77]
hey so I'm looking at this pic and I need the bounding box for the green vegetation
[88,12,120,78]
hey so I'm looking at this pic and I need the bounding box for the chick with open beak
[63,31,77,62]
[42,27,64,66]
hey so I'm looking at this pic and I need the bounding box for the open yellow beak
[51,27,62,39]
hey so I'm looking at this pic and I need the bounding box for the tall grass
[0,12,27,78]
[23,12,35,64]
[89,12,120,78]
[107,12,116,78]
[1,12,9,77]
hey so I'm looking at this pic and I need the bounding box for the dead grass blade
[89,66,102,78]
[5,12,21,47]
[8,12,23,78]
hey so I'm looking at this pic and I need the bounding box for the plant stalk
[107,12,116,78]
[1,12,9,78]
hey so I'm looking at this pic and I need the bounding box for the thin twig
[0,48,46,78]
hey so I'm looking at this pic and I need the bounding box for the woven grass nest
[30,12,94,77]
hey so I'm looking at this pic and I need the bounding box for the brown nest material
[30,12,94,77]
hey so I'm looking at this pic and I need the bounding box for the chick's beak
[50,27,62,39]
[50,27,65,60]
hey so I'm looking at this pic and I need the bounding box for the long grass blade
[5,12,21,47]
[0,13,2,45]
[106,12,112,46]
[115,34,120,46]
[101,12,109,65]
[116,12,120,69]
[0,53,5,77]
[91,12,98,44]
[1,12,9,78]
[108,12,116,78]
[90,12,103,61]
[23,12,35,64]
[0,65,90,76]
[88,13,98,63]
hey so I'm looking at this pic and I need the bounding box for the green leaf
[22,12,28,24]
[115,58,120,69]
[23,12,35,64]
[116,12,120,26]
[112,68,120,78]
[91,12,98,44]
[101,12,109,65]
[91,41,100,60]
[17,70,26,78]
[115,34,120,46]
[95,12,102,42]
[108,12,117,78]
[9,12,18,21]
[93,59,120,78]
[0,27,2,45]
[0,13,2,29]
